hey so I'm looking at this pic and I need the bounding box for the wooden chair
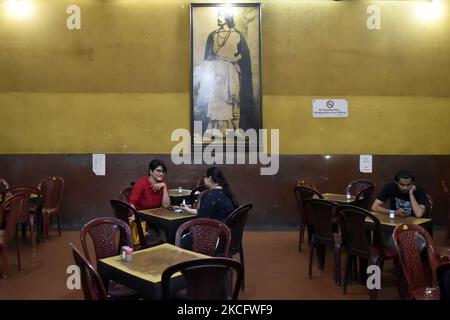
[70,243,108,300]
[294,186,324,252]
[39,176,65,239]
[392,224,441,300]
[0,193,27,278]
[161,257,243,300]
[175,218,231,257]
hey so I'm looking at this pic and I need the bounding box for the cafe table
[137,207,197,244]
[322,193,357,204]
[367,211,433,235]
[97,243,210,299]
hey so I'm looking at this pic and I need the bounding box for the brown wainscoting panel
[0,154,449,230]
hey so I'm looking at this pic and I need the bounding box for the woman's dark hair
[206,167,239,208]
[394,170,415,182]
[148,159,167,174]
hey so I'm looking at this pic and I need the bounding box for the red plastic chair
[303,199,342,286]
[39,176,65,239]
[294,186,324,252]
[392,224,441,300]
[352,185,375,211]
[336,205,397,299]
[436,261,450,300]
[175,218,231,257]
[80,217,133,263]
[225,203,252,289]
[70,243,108,300]
[119,186,133,203]
[0,178,9,198]
[441,180,450,240]
[109,199,162,249]
[0,193,27,278]
[345,179,375,197]
[161,257,244,300]
[80,217,140,299]
[297,179,318,190]
[5,186,41,251]
[189,185,207,207]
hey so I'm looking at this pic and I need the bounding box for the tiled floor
[0,229,448,300]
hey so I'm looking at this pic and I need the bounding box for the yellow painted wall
[0,0,449,154]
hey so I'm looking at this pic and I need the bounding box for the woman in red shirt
[129,159,170,210]
[128,159,170,244]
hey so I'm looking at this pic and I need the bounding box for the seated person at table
[128,159,171,243]
[180,166,238,222]
[371,170,427,218]
[372,170,429,298]
[179,167,238,250]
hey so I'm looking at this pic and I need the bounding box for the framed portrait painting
[190,3,262,148]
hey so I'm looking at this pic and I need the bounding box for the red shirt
[129,176,164,210]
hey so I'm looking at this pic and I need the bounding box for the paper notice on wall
[312,99,348,118]
[92,154,105,176]
[359,155,372,173]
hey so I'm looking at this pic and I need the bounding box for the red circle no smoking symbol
[326,100,334,108]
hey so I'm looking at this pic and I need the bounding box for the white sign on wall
[312,99,348,118]
[92,154,105,176]
[359,154,373,173]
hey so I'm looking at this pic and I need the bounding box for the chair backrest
[353,185,375,211]
[38,176,65,210]
[346,179,375,196]
[442,180,450,239]
[336,205,382,257]
[294,185,323,213]
[392,224,440,293]
[297,179,318,190]
[302,199,339,243]
[0,193,27,248]
[70,243,108,300]
[119,186,133,203]
[425,193,433,219]
[0,178,9,196]
[5,186,41,223]
[436,262,450,301]
[80,217,133,264]
[175,218,231,257]
[161,257,243,300]
[224,203,252,255]
[189,185,207,206]
[109,199,146,248]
